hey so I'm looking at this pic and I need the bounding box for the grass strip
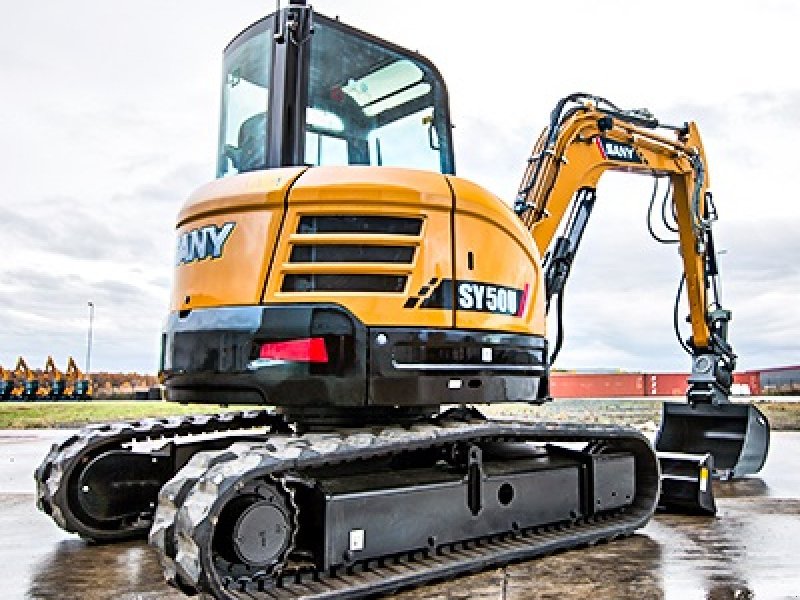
[0,401,254,429]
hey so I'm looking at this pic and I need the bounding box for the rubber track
[151,419,660,599]
[243,512,640,599]
[35,410,286,540]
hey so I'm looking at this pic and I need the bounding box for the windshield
[217,20,272,178]
[305,19,453,174]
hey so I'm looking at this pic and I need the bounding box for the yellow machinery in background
[65,357,92,399]
[40,356,64,400]
[13,357,37,400]
[0,366,12,400]
[3,356,92,400]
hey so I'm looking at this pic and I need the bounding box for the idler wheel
[212,483,293,573]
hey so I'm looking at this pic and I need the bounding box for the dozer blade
[657,451,715,515]
[655,402,769,479]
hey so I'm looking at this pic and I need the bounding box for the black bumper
[161,304,549,409]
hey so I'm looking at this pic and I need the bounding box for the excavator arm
[517,96,717,355]
[14,356,31,378]
[515,94,769,509]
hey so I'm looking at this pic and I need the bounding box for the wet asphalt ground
[2,429,799,600]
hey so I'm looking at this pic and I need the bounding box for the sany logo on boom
[595,137,642,164]
[176,222,236,266]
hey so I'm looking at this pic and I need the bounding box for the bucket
[655,402,769,478]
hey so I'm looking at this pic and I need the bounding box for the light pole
[86,302,95,374]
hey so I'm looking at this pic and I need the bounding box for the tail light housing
[258,337,329,363]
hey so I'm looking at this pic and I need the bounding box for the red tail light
[258,337,329,363]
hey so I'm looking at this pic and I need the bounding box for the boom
[517,96,716,353]
[14,356,32,379]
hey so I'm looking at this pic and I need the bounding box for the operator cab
[217,3,455,177]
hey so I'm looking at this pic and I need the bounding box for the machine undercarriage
[37,407,658,599]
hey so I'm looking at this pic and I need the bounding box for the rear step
[657,451,716,515]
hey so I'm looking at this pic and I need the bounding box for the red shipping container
[549,370,764,398]
[733,371,760,395]
[644,373,689,396]
[550,373,645,398]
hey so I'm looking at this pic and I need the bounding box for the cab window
[217,22,272,177]
[306,20,453,174]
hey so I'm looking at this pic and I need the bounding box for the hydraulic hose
[647,177,679,244]
[673,274,691,355]
[549,291,566,364]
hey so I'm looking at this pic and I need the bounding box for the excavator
[13,357,38,400]
[42,356,66,400]
[64,357,92,400]
[0,366,12,400]
[35,3,769,598]
[8,359,26,400]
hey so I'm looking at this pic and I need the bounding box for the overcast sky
[1,0,798,374]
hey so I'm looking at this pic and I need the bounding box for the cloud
[0,163,205,373]
[0,268,166,372]
[454,115,539,200]
[4,202,158,262]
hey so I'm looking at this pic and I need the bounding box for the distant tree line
[90,372,160,389]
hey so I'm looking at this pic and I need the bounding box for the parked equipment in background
[35,4,768,598]
[13,357,38,400]
[3,356,92,401]
[0,366,12,400]
[9,359,25,400]
[65,357,92,400]
[43,356,66,400]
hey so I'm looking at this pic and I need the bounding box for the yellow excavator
[9,359,25,400]
[13,357,37,400]
[35,3,769,598]
[0,366,12,400]
[64,357,92,399]
[40,356,66,400]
